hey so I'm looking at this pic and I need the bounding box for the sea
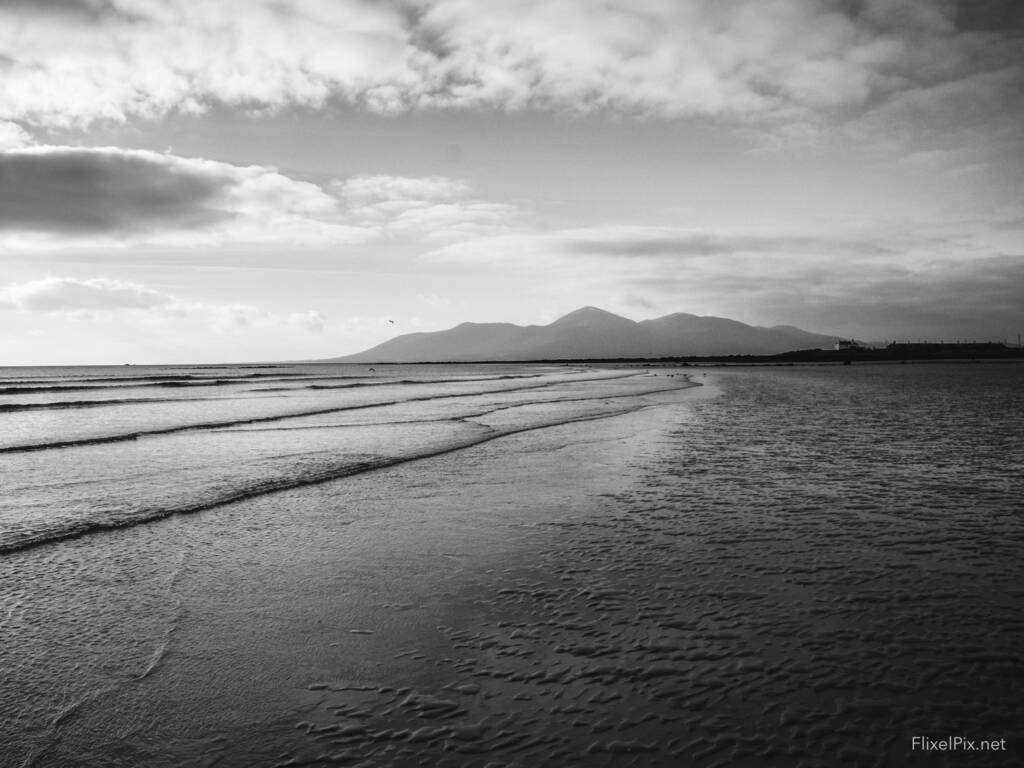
[0,362,673,554]
[1,361,1021,766]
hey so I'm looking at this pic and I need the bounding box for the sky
[1,0,1022,364]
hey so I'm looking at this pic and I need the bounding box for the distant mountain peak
[649,311,700,321]
[550,306,635,327]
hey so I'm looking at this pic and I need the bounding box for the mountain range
[327,307,840,362]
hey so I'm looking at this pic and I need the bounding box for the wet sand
[4,370,1020,767]
[2,376,698,766]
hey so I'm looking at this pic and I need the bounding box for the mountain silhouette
[328,306,839,362]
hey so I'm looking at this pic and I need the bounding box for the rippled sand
[2,365,1021,767]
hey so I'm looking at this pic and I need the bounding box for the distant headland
[320,307,1022,364]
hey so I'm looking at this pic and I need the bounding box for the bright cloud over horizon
[1,0,1022,363]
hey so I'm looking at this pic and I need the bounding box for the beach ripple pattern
[280,364,1023,767]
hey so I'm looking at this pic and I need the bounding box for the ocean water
[0,362,684,554]
[1,362,1021,767]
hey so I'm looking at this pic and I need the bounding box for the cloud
[991,215,1024,231]
[559,230,813,258]
[953,0,1024,31]
[337,175,472,206]
[0,276,171,311]
[0,121,30,150]
[333,173,516,240]
[0,0,414,127]
[0,148,512,248]
[181,303,329,333]
[425,225,898,266]
[0,0,1019,145]
[0,275,329,332]
[0,147,230,234]
[0,146,376,246]
[750,253,1024,339]
[600,253,1024,340]
[423,222,1024,338]
[285,309,327,333]
[0,0,116,16]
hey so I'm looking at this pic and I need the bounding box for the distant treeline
[592,344,1024,365]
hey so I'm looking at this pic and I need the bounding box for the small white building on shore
[834,339,864,351]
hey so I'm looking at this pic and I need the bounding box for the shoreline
[0,369,696,556]
[2,372,705,767]
[4,366,1020,767]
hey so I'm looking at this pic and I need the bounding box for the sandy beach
[3,370,702,766]
[3,365,1021,767]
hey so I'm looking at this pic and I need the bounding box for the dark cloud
[831,0,1024,35]
[0,0,122,19]
[794,262,1024,341]
[561,233,896,258]
[0,148,232,234]
[563,235,768,257]
[624,253,1024,341]
[991,215,1024,231]
[955,0,1024,31]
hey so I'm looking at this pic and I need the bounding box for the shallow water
[269,363,1022,767]
[1,362,1021,767]
[0,363,674,553]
